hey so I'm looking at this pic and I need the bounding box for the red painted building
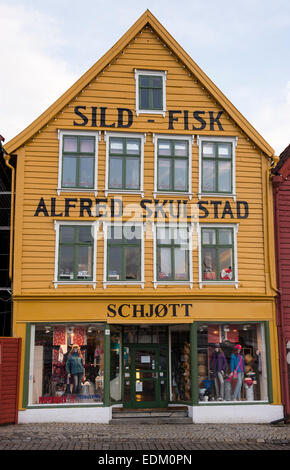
[272,143,290,421]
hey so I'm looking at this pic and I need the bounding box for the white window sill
[103,281,145,289]
[199,281,239,289]
[153,281,193,289]
[105,189,144,197]
[136,109,166,117]
[153,192,193,200]
[198,192,236,201]
[57,188,98,196]
[54,281,96,289]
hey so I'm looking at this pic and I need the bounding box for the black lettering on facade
[73,106,88,126]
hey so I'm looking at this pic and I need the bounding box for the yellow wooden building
[4,10,283,423]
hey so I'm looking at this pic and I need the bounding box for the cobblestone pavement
[0,422,290,451]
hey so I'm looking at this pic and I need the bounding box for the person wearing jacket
[230,344,245,400]
[66,344,85,394]
[210,344,227,400]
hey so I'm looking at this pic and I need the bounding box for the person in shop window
[66,344,85,394]
[210,344,227,400]
[230,344,245,400]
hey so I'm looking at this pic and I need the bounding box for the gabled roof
[4,9,276,159]
[273,144,290,173]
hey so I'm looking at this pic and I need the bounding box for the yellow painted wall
[12,27,274,298]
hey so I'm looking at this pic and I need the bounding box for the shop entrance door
[123,344,168,408]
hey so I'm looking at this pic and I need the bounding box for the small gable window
[135,69,166,117]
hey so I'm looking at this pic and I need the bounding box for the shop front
[16,296,282,423]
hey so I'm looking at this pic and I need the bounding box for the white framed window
[54,221,99,288]
[57,130,100,196]
[135,69,167,117]
[153,134,194,199]
[103,221,145,289]
[197,135,238,200]
[104,132,146,197]
[153,223,194,289]
[198,223,239,288]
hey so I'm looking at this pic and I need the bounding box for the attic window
[135,69,166,117]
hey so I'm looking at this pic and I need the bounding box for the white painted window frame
[53,220,99,288]
[104,131,146,197]
[134,69,167,117]
[152,134,194,199]
[198,223,239,288]
[103,221,145,289]
[153,222,194,289]
[197,135,238,201]
[57,129,100,196]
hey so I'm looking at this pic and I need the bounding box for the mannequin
[210,344,227,400]
[66,344,85,394]
[230,344,245,400]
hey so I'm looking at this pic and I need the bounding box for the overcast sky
[1,0,290,155]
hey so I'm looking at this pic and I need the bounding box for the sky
[1,0,290,155]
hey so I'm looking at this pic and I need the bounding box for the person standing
[230,344,245,400]
[66,344,85,394]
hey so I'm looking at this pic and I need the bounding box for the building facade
[4,11,283,423]
[272,144,290,422]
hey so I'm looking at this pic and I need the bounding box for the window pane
[108,225,123,243]
[80,137,94,153]
[158,141,171,156]
[62,156,77,187]
[174,159,187,190]
[125,158,140,189]
[218,161,231,192]
[174,141,187,156]
[63,136,77,152]
[77,246,92,279]
[218,229,232,245]
[140,88,149,109]
[59,246,74,280]
[203,247,217,280]
[158,159,171,190]
[32,324,105,405]
[157,227,171,245]
[152,88,162,109]
[218,143,231,158]
[152,77,162,88]
[60,226,75,243]
[123,225,141,243]
[202,142,214,157]
[110,139,123,154]
[108,246,122,280]
[140,76,150,87]
[219,248,233,280]
[78,226,92,243]
[202,229,216,245]
[126,139,140,155]
[158,247,172,280]
[174,248,188,280]
[109,157,123,188]
[79,157,94,187]
[174,227,189,245]
[125,246,140,280]
[202,159,215,192]
[197,323,267,402]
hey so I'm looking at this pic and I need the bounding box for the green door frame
[123,343,169,409]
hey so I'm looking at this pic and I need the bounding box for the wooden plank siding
[10,26,269,297]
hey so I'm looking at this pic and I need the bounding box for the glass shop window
[171,325,191,402]
[31,324,104,405]
[62,135,95,189]
[197,323,268,403]
[110,326,122,403]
